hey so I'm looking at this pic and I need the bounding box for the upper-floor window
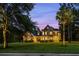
[42,31,44,35]
[38,32,40,35]
[47,27,49,29]
[54,31,58,36]
[45,31,47,35]
[50,31,53,35]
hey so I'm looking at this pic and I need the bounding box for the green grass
[0,42,79,53]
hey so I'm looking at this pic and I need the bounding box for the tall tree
[0,3,35,48]
[71,4,79,41]
[56,3,75,45]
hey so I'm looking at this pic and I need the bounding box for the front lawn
[0,42,79,53]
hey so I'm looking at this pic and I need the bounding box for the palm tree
[56,4,75,45]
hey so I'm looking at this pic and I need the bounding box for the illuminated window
[54,31,58,35]
[42,37,45,40]
[45,31,47,35]
[50,31,52,35]
[45,37,48,40]
[42,31,44,35]
[38,32,40,35]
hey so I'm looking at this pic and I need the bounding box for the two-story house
[33,25,61,43]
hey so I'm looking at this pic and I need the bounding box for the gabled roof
[32,25,59,36]
[32,27,41,36]
[53,28,59,31]
[42,25,54,31]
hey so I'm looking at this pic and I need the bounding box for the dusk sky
[30,3,60,30]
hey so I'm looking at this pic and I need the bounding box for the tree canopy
[0,3,36,48]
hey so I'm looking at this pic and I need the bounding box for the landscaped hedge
[39,40,53,42]
[24,39,34,42]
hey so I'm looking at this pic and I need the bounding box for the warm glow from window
[50,31,52,35]
[50,37,52,40]
[45,37,48,40]
[38,32,39,35]
[45,31,47,35]
[42,37,44,40]
[54,31,58,35]
[42,31,44,35]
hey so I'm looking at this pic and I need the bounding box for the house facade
[23,25,61,43]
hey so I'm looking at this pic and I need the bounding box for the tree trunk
[62,24,65,45]
[3,17,8,48]
[70,23,72,43]
[3,29,7,48]
[70,24,72,42]
[0,6,8,48]
[68,23,72,43]
[68,24,71,43]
